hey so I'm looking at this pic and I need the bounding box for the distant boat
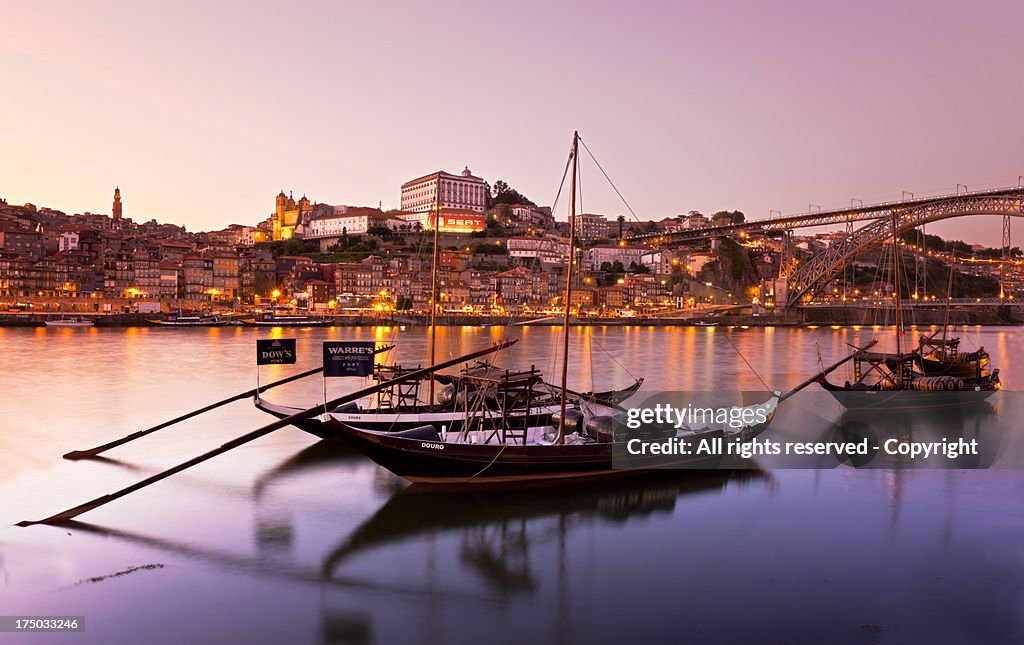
[148,312,230,327]
[242,312,334,327]
[44,317,94,328]
[818,212,1000,410]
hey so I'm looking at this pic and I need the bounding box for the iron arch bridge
[785,193,1024,307]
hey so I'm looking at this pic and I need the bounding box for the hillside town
[0,168,1019,318]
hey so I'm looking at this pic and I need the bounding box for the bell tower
[112,186,123,219]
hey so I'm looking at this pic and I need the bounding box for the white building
[59,230,80,252]
[507,237,569,264]
[587,244,646,271]
[682,213,709,229]
[307,210,405,238]
[401,167,487,214]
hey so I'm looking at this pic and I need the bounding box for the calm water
[2,324,1024,644]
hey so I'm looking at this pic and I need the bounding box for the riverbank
[2,307,1020,327]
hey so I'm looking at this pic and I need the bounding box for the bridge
[627,186,1024,308]
[626,185,1024,245]
[800,297,1022,309]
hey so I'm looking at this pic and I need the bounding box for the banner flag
[256,338,297,365]
[323,341,376,377]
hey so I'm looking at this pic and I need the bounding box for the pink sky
[2,1,1023,245]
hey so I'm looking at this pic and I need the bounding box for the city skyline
[3,1,1024,245]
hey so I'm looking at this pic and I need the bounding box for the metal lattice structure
[785,194,1024,306]
[627,186,1024,246]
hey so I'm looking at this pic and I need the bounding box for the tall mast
[428,173,442,409]
[941,260,955,360]
[557,131,579,444]
[891,211,903,383]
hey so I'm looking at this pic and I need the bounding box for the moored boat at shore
[243,312,334,327]
[321,394,779,486]
[148,312,230,326]
[44,316,94,327]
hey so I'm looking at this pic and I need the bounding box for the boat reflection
[828,398,1002,469]
[321,469,770,591]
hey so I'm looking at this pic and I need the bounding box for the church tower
[112,186,123,219]
[273,190,287,240]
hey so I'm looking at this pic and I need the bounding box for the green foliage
[490,180,536,207]
[471,242,508,255]
[255,239,320,258]
[717,238,752,280]
[712,210,745,225]
[485,217,508,237]
[305,251,374,263]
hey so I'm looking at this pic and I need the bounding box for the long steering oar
[63,345,393,460]
[18,339,516,527]
[779,339,878,403]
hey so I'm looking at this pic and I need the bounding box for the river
[1,324,1022,644]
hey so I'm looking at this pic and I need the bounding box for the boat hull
[44,320,93,327]
[243,318,334,327]
[818,379,999,411]
[329,422,727,485]
[147,319,229,326]
[323,397,779,486]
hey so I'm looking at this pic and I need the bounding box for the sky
[2,1,1023,245]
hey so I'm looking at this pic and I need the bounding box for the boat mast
[557,131,579,444]
[941,260,955,360]
[891,210,903,384]
[428,173,442,410]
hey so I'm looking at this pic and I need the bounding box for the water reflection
[321,469,768,589]
[3,326,1024,643]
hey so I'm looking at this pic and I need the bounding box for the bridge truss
[784,193,1024,306]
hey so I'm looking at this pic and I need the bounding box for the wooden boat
[44,316,94,327]
[242,312,334,327]
[315,132,782,486]
[321,394,779,486]
[148,312,230,326]
[253,373,645,438]
[818,351,1000,411]
[913,263,993,378]
[818,212,1001,410]
[915,335,990,378]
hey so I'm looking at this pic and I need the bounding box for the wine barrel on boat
[910,376,966,391]
[551,408,584,435]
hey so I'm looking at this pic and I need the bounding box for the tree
[600,261,613,272]
[711,210,745,225]
[617,215,626,239]
[611,260,625,274]
[490,180,536,207]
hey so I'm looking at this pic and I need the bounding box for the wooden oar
[63,344,394,460]
[18,340,517,527]
[779,339,878,403]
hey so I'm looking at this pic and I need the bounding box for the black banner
[323,341,376,377]
[256,338,297,365]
